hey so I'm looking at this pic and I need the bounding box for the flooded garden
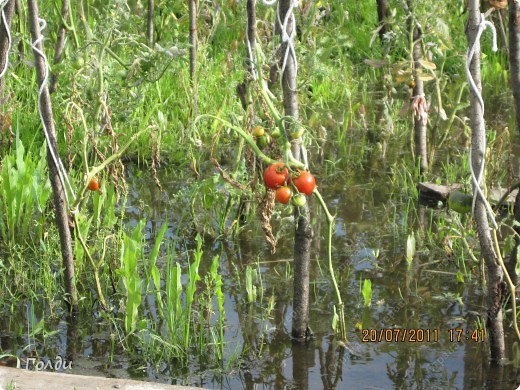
[0,0,520,389]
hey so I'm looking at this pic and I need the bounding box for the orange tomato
[275,186,292,204]
[88,177,100,191]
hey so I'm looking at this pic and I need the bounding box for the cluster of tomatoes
[253,124,305,149]
[263,162,316,205]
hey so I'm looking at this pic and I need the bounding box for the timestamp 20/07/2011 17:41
[361,328,486,343]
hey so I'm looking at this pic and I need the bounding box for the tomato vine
[193,31,347,341]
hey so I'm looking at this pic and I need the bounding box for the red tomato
[88,177,100,191]
[263,163,289,189]
[292,170,316,195]
[275,186,292,204]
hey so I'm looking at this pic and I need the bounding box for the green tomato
[116,69,128,81]
[290,126,305,139]
[447,190,472,214]
[292,193,307,207]
[271,128,282,138]
[71,56,85,70]
[257,134,271,148]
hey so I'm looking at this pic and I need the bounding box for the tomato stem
[195,114,305,169]
[72,128,147,211]
[314,189,346,340]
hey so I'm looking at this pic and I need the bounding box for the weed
[0,135,50,245]
[119,220,145,334]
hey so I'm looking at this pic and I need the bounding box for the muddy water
[2,140,520,389]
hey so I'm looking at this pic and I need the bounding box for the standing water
[3,126,519,389]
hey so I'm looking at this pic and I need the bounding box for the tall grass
[0,135,51,245]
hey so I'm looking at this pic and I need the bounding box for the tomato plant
[88,177,100,191]
[292,170,316,195]
[263,163,289,189]
[275,186,292,204]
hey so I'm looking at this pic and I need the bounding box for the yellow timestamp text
[448,328,485,343]
[361,328,439,343]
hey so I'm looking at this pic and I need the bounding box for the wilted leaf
[406,232,416,264]
[394,69,413,83]
[391,60,410,71]
[364,59,388,68]
[418,73,436,82]
[438,107,448,120]
[435,17,451,42]
[419,59,437,70]
[331,306,338,331]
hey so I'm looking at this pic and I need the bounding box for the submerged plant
[245,265,258,303]
[130,234,229,366]
[119,220,145,334]
[204,254,226,360]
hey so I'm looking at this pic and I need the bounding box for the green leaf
[362,279,372,307]
[150,223,168,269]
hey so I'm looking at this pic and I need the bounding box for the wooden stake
[28,0,78,312]
[466,0,505,362]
